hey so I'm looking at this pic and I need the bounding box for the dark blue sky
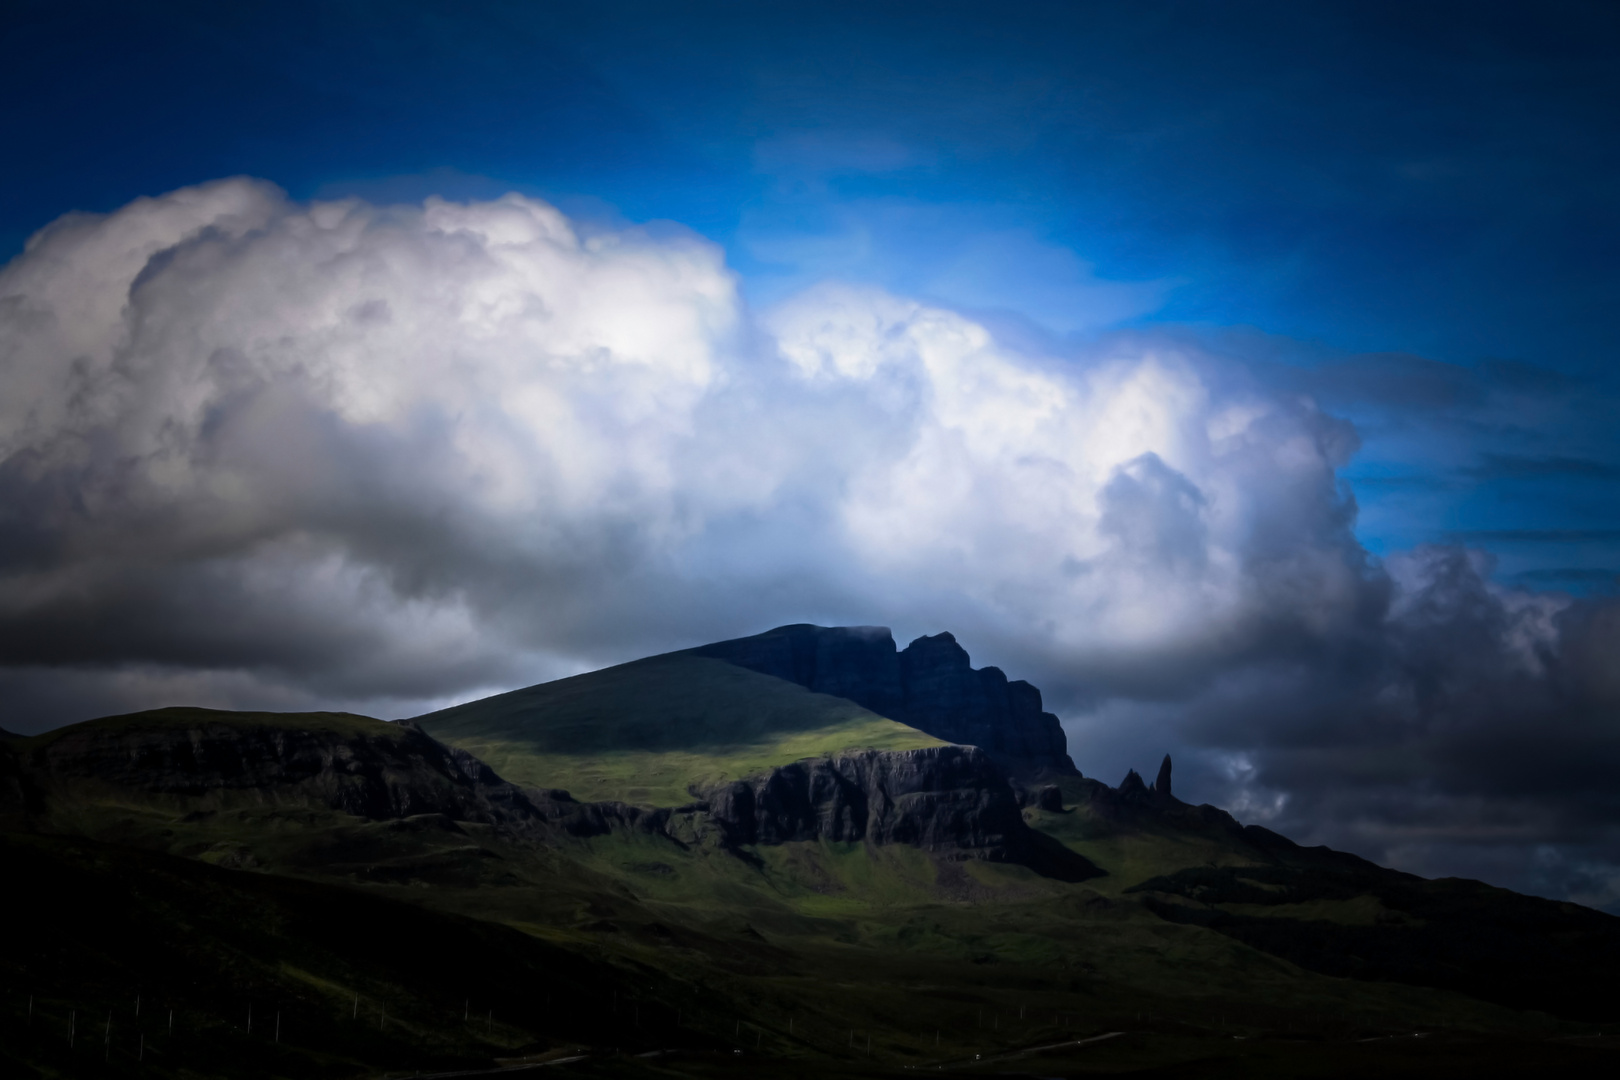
[6,0,1617,590]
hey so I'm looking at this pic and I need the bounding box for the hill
[688,624,1076,775]
[6,625,1620,1077]
[0,829,720,1078]
[413,649,946,806]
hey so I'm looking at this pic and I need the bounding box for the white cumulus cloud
[0,179,1378,724]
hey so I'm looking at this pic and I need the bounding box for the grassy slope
[413,654,944,806]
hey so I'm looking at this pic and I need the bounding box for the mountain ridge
[690,624,1077,776]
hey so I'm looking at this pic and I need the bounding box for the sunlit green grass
[416,653,943,805]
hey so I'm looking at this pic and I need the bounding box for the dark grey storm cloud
[1066,545,1620,909]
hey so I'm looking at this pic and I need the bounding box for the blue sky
[3,0,1619,905]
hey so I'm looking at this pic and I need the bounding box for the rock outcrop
[1117,768,1150,797]
[4,708,1094,879]
[703,745,1098,881]
[691,625,1076,776]
[7,708,549,832]
[1069,754,1248,837]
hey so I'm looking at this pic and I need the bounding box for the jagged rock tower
[1154,753,1172,797]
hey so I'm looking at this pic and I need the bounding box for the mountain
[411,648,946,805]
[6,624,1620,1078]
[690,624,1076,776]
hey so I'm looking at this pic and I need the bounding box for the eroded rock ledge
[703,745,1099,881]
[2,712,1099,881]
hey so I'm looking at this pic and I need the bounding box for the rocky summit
[691,624,1075,776]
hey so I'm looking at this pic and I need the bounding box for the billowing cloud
[3,179,1617,908]
[0,179,749,710]
[763,283,1373,691]
[0,179,1369,710]
[1086,546,1620,909]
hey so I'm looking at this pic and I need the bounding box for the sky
[2,0,1618,908]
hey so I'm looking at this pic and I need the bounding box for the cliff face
[7,709,543,830]
[704,745,1098,881]
[691,625,1076,775]
[707,745,1013,848]
[899,633,1071,769]
[4,708,1093,880]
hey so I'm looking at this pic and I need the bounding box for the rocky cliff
[3,708,548,831]
[691,624,1076,776]
[3,707,1092,879]
[703,744,1098,881]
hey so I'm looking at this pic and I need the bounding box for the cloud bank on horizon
[3,179,1618,907]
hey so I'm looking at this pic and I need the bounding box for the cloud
[0,179,1369,718]
[1124,545,1620,905]
[0,179,749,714]
[762,283,1373,689]
[4,179,1619,908]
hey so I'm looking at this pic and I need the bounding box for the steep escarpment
[691,624,1075,776]
[5,708,545,831]
[704,745,1099,881]
[4,708,1089,879]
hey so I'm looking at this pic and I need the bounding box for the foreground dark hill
[6,625,1620,1078]
[0,830,710,1078]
